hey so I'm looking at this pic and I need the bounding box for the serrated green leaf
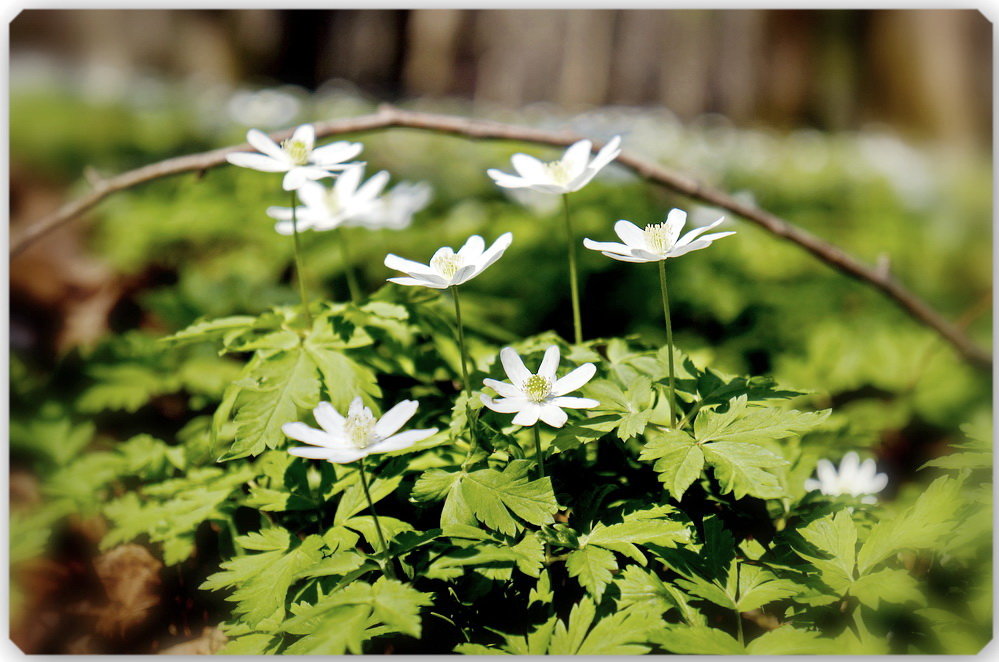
[566,546,617,600]
[651,625,744,654]
[639,430,703,499]
[702,441,788,499]
[735,563,801,611]
[459,460,558,536]
[224,347,320,460]
[745,626,831,654]
[693,395,828,444]
[851,568,923,609]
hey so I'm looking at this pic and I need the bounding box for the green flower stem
[561,194,583,345]
[358,456,396,579]
[533,426,545,479]
[657,259,677,426]
[337,229,362,304]
[451,286,478,456]
[289,190,313,325]
[736,608,744,646]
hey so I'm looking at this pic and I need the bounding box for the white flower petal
[666,239,714,258]
[473,232,513,272]
[482,378,522,398]
[480,394,530,414]
[387,276,446,288]
[538,346,560,381]
[603,251,654,263]
[335,165,364,197]
[486,169,531,189]
[550,396,598,409]
[227,152,288,172]
[291,124,316,151]
[560,140,593,181]
[840,452,860,478]
[290,446,367,464]
[457,235,486,262]
[356,170,391,204]
[500,347,532,385]
[512,404,542,427]
[552,363,596,396]
[815,459,837,486]
[674,217,725,248]
[510,153,550,183]
[282,422,339,448]
[246,129,286,160]
[313,402,345,435]
[613,220,646,248]
[538,404,568,428]
[266,206,296,221]
[662,208,686,248]
[384,254,446,281]
[368,428,437,454]
[282,168,309,191]
[583,238,631,254]
[869,472,889,494]
[588,135,622,173]
[450,263,479,286]
[804,478,820,492]
[374,400,419,440]
[312,141,363,165]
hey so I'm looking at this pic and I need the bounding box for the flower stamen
[522,374,552,403]
[282,139,309,165]
[545,159,570,185]
[431,249,463,279]
[644,222,673,254]
[344,406,377,449]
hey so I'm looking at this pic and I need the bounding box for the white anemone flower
[226,124,364,191]
[266,166,390,235]
[583,208,735,263]
[283,397,438,464]
[805,451,888,504]
[356,181,433,231]
[384,232,513,289]
[487,136,622,195]
[480,346,598,428]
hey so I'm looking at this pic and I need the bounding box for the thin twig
[10,105,990,370]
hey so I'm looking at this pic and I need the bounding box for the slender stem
[289,190,313,325]
[561,194,583,345]
[736,609,744,647]
[532,426,545,479]
[657,260,677,426]
[338,228,362,303]
[451,286,477,455]
[358,456,395,579]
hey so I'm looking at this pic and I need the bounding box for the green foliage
[9,88,991,654]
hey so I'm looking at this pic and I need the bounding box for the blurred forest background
[10,9,992,150]
[8,9,993,654]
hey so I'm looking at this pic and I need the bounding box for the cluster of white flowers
[231,123,889,502]
[227,123,432,234]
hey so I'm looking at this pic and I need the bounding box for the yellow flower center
[431,250,463,279]
[344,407,377,449]
[545,159,571,185]
[644,222,673,254]
[281,139,309,165]
[522,374,552,403]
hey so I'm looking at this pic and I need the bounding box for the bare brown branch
[10,105,990,370]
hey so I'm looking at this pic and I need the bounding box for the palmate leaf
[793,510,857,593]
[282,577,432,649]
[745,626,832,654]
[650,625,743,654]
[733,563,801,611]
[638,431,704,499]
[161,314,257,345]
[458,599,659,655]
[850,568,923,609]
[614,565,703,625]
[201,528,324,629]
[224,347,321,461]
[455,460,559,536]
[640,396,824,500]
[693,395,829,444]
[566,546,617,600]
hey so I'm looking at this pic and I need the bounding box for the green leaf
[851,568,923,609]
[201,529,324,628]
[615,565,701,624]
[224,347,321,460]
[734,563,801,611]
[549,600,657,655]
[701,441,788,499]
[857,476,959,573]
[566,546,617,600]
[639,430,704,499]
[304,341,381,410]
[651,625,744,654]
[693,395,829,444]
[795,510,857,592]
[162,315,257,345]
[745,626,831,654]
[459,460,559,536]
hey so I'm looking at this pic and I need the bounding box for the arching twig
[10,105,990,370]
